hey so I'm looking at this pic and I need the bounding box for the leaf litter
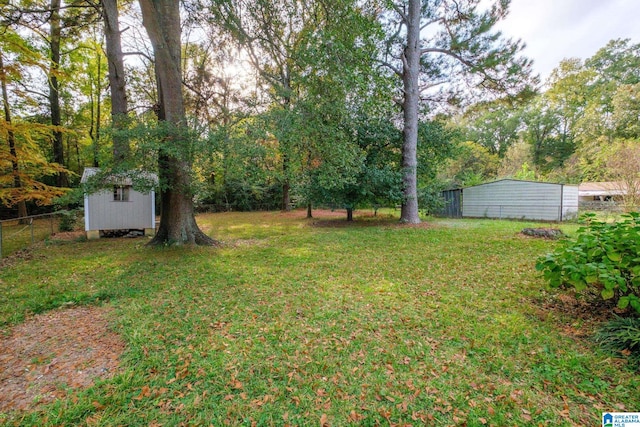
[0,305,124,412]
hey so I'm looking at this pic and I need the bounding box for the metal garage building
[446,179,579,221]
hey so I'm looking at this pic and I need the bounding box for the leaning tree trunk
[102,0,130,162]
[399,0,421,224]
[139,0,215,245]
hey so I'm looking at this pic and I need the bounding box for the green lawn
[0,216,62,259]
[1,210,637,426]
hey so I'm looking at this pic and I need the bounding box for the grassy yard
[0,210,637,426]
[0,217,62,259]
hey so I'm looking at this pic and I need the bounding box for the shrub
[594,317,640,368]
[58,210,78,232]
[535,212,640,315]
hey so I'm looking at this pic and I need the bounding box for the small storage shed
[461,179,578,221]
[81,167,158,239]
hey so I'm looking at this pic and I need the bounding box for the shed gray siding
[81,168,157,232]
[561,186,579,220]
[84,188,155,231]
[461,180,578,221]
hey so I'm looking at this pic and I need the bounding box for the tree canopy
[1,0,638,231]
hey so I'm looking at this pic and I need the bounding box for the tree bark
[346,207,353,221]
[399,0,421,224]
[282,181,291,211]
[89,45,102,167]
[49,0,68,187]
[1,53,28,221]
[138,0,215,245]
[102,0,130,162]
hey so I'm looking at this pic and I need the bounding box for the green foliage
[418,182,446,215]
[305,116,403,213]
[594,317,640,367]
[192,120,283,211]
[57,209,78,232]
[417,119,458,182]
[519,95,576,173]
[442,140,499,187]
[462,99,524,156]
[513,162,537,181]
[536,212,640,315]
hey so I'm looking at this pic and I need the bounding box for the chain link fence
[0,211,78,259]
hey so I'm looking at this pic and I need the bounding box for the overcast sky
[495,0,640,83]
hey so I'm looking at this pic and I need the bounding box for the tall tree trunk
[306,202,312,218]
[102,0,129,162]
[49,0,68,187]
[282,181,291,211]
[92,47,102,167]
[138,0,215,245]
[346,207,353,221]
[88,49,102,167]
[280,80,292,212]
[1,54,28,221]
[399,0,421,224]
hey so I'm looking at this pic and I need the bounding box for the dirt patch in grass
[49,231,86,241]
[291,208,429,228]
[0,248,42,269]
[0,305,124,412]
[280,208,349,220]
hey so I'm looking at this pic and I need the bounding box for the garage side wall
[462,180,577,221]
[562,185,579,220]
[85,189,154,231]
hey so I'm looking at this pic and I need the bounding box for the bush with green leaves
[58,210,78,232]
[536,212,640,315]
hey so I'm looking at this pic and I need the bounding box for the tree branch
[14,82,49,100]
[375,58,403,77]
[420,47,475,68]
[420,17,442,31]
[123,51,154,62]
[390,2,407,22]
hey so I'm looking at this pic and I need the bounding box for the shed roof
[463,178,577,190]
[578,181,629,197]
[80,167,158,186]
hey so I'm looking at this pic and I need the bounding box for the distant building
[440,179,579,221]
[578,181,629,203]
